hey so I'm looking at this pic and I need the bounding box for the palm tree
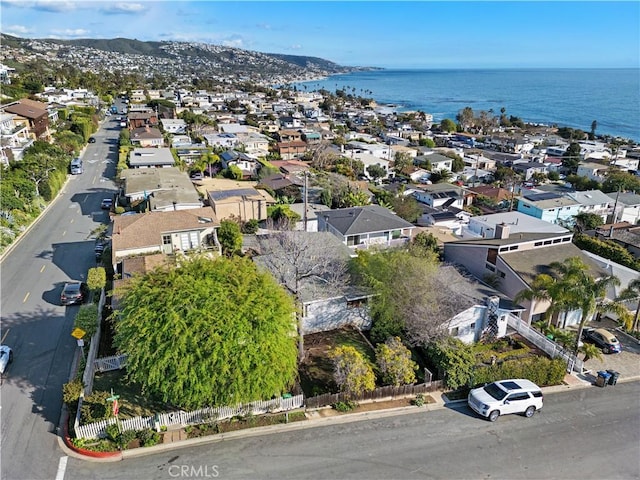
[548,257,622,355]
[616,278,640,332]
[514,274,555,326]
[579,342,604,364]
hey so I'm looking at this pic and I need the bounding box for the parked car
[190,172,204,181]
[88,136,96,143]
[0,345,13,374]
[60,281,88,306]
[94,239,108,259]
[468,379,543,422]
[582,328,621,354]
[101,198,113,210]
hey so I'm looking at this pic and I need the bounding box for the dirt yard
[311,395,436,418]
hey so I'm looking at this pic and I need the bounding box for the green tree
[74,305,99,339]
[217,220,243,256]
[456,107,474,131]
[393,152,413,176]
[87,267,106,293]
[329,345,376,397]
[617,279,640,332]
[590,120,597,140]
[439,118,457,133]
[341,189,371,207]
[602,170,640,193]
[409,232,440,258]
[390,195,422,223]
[579,342,604,363]
[113,257,298,408]
[429,169,453,184]
[224,164,243,180]
[375,337,418,386]
[562,143,582,174]
[427,337,475,390]
[366,164,387,183]
[514,274,557,327]
[573,212,604,232]
[419,138,436,148]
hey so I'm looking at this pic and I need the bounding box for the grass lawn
[92,369,169,418]
[299,326,375,397]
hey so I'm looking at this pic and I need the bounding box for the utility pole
[303,171,308,232]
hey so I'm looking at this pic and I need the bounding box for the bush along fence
[507,315,584,373]
[74,394,305,440]
[305,382,443,410]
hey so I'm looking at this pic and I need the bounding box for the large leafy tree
[113,257,298,409]
[217,219,243,256]
[562,143,582,174]
[329,345,376,396]
[375,337,418,386]
[617,279,640,332]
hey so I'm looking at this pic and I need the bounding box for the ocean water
[296,69,640,142]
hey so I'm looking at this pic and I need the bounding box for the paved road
[0,115,120,480]
[65,381,640,480]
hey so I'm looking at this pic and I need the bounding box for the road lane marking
[40,265,46,273]
[93,175,97,184]
[70,219,74,224]
[1,329,9,343]
[83,194,88,203]
[23,292,30,303]
[62,231,66,237]
[55,456,68,480]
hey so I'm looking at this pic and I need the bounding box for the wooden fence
[74,394,305,439]
[305,382,443,410]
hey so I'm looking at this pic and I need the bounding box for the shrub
[80,391,111,423]
[136,429,160,447]
[87,267,106,292]
[471,357,566,387]
[62,379,84,405]
[412,393,425,407]
[333,400,358,412]
[74,304,99,338]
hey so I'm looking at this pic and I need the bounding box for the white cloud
[222,37,244,49]
[50,28,90,38]
[103,3,145,14]
[4,25,33,35]
[6,1,78,13]
[288,44,302,50]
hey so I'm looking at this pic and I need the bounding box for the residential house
[608,191,640,225]
[207,187,275,222]
[566,189,612,222]
[413,183,469,209]
[277,141,307,160]
[160,118,187,134]
[278,116,303,129]
[128,111,159,129]
[258,173,301,201]
[421,152,454,172]
[516,191,581,225]
[237,132,270,156]
[458,211,569,239]
[512,161,549,181]
[120,167,202,211]
[278,129,303,142]
[444,224,608,325]
[288,203,332,232]
[203,133,239,149]
[576,162,608,183]
[111,207,221,272]
[0,112,33,162]
[2,100,50,140]
[317,205,416,250]
[346,140,391,160]
[130,126,164,148]
[596,224,640,261]
[128,147,174,168]
[251,231,372,334]
[219,150,260,179]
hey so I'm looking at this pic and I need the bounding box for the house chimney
[495,222,510,239]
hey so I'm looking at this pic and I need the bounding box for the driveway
[582,318,640,381]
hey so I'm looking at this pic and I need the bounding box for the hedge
[471,356,566,388]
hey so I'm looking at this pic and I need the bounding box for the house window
[498,271,506,278]
[450,327,459,336]
[486,263,495,272]
[470,322,476,329]
[347,298,367,309]
[391,229,401,239]
[486,248,498,265]
[162,234,171,245]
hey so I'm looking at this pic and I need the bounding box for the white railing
[74,394,305,439]
[82,289,106,395]
[507,315,584,373]
[94,354,127,373]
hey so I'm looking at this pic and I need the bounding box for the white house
[160,118,187,134]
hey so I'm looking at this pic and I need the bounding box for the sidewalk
[59,370,632,462]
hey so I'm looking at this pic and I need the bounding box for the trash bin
[596,371,611,387]
[606,370,620,386]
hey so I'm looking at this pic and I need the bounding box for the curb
[59,413,122,462]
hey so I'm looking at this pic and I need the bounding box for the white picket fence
[74,394,304,439]
[507,315,584,372]
[94,354,127,373]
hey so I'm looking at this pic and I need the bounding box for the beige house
[207,187,275,222]
[111,207,221,271]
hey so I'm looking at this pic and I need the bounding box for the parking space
[582,319,640,381]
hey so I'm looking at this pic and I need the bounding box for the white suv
[468,379,543,422]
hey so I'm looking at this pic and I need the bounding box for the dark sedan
[60,282,88,306]
[582,327,622,354]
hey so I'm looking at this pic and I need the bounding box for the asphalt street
[65,381,640,480]
[0,112,121,480]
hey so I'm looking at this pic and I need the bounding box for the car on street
[582,327,622,354]
[468,378,543,422]
[101,198,113,210]
[190,172,204,180]
[60,281,88,306]
[88,136,96,143]
[0,345,13,374]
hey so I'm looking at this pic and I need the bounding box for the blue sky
[2,1,639,69]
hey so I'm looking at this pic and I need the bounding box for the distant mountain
[0,34,370,84]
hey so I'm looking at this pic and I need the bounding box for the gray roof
[322,205,415,235]
[607,191,640,206]
[447,231,571,248]
[500,243,609,287]
[566,189,612,206]
[129,147,174,166]
[121,167,196,197]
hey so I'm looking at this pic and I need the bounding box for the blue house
[516,192,581,225]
